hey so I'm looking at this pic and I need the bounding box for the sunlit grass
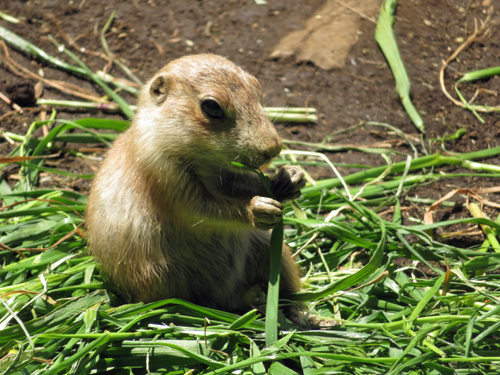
[1,4,500,373]
[1,117,500,373]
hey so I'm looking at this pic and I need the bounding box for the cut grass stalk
[438,10,495,122]
[0,11,20,24]
[265,107,316,114]
[283,139,396,154]
[100,10,143,86]
[454,66,500,122]
[265,107,317,123]
[0,25,86,77]
[468,202,500,253]
[36,98,129,112]
[301,148,500,195]
[458,66,500,84]
[0,25,139,95]
[375,0,424,133]
[265,113,317,123]
[48,35,134,119]
[366,121,419,158]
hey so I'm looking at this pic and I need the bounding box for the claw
[271,165,305,202]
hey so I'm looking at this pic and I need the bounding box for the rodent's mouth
[250,154,274,169]
[229,151,274,171]
[235,158,271,171]
[259,161,273,171]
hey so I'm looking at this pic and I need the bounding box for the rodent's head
[133,54,282,172]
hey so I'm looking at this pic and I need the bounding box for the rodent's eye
[201,99,225,120]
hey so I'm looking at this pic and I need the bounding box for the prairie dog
[87,54,306,314]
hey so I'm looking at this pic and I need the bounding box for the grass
[1,5,500,374]
[375,0,424,133]
[1,118,500,374]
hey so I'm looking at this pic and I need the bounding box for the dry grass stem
[0,198,84,219]
[0,41,108,103]
[439,15,494,110]
[0,90,22,112]
[0,222,84,253]
[424,186,500,225]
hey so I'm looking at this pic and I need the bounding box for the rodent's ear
[149,74,170,104]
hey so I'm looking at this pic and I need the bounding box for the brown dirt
[1,0,499,233]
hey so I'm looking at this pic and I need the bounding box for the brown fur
[87,54,305,312]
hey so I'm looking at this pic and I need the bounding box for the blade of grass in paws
[256,170,283,347]
[231,162,282,347]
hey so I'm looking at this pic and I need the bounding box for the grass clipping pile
[2,4,500,375]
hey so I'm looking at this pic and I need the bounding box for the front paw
[271,165,306,202]
[250,196,283,231]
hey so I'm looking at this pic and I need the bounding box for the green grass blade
[48,36,134,119]
[0,291,108,343]
[375,0,424,133]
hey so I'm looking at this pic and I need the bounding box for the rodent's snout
[263,134,283,160]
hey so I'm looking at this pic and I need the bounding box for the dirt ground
[1,0,499,229]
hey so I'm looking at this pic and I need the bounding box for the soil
[1,0,500,238]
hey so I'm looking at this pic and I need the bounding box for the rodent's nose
[264,135,282,159]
